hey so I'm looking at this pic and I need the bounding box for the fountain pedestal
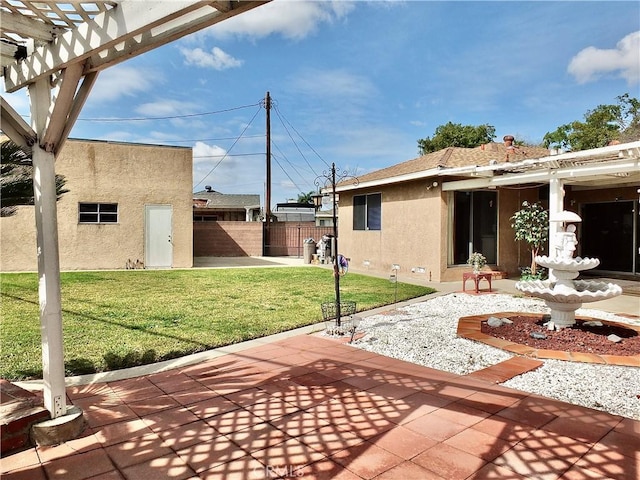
[515,212,622,330]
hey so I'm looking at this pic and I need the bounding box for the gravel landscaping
[352,293,640,420]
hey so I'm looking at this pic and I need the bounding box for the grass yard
[0,267,434,380]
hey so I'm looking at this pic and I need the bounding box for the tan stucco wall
[1,139,193,271]
[339,181,445,282]
[339,180,540,283]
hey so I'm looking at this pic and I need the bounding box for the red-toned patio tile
[457,389,523,414]
[540,416,614,445]
[42,448,115,480]
[559,464,618,479]
[141,406,200,433]
[197,456,268,480]
[471,415,535,442]
[495,398,558,429]
[368,425,437,460]
[224,387,272,406]
[412,443,486,479]
[1,464,48,480]
[431,401,490,427]
[269,410,331,437]
[250,437,326,470]
[176,437,247,473]
[204,407,262,434]
[329,441,404,479]
[67,383,115,400]
[158,420,219,450]
[243,396,299,422]
[402,412,468,442]
[112,385,165,403]
[224,421,288,453]
[71,393,123,411]
[373,460,446,479]
[121,453,195,480]
[293,458,363,480]
[336,409,396,440]
[105,432,172,469]
[614,417,640,437]
[84,404,138,428]
[0,447,40,474]
[568,352,606,364]
[291,372,337,387]
[152,376,207,394]
[469,462,528,479]
[185,395,239,419]
[36,428,102,463]
[94,419,155,446]
[170,386,220,406]
[127,395,180,416]
[595,430,640,460]
[492,443,574,480]
[444,427,512,461]
[298,424,366,456]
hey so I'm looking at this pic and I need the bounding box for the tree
[417,122,496,155]
[1,140,69,217]
[297,191,315,204]
[511,201,549,278]
[543,93,640,151]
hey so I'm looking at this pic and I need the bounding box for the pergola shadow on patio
[2,335,636,480]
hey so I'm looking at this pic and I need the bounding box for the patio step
[466,357,544,383]
[1,379,50,454]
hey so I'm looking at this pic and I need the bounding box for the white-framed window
[353,193,381,231]
[78,203,118,224]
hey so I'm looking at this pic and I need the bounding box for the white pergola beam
[441,157,640,191]
[4,1,266,92]
[2,11,60,42]
[0,96,37,152]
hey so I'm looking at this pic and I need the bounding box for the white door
[145,205,173,268]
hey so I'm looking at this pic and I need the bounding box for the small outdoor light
[390,264,400,303]
[349,315,361,344]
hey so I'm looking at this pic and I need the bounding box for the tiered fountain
[515,211,622,330]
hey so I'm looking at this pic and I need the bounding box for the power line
[77,102,262,122]
[274,104,330,170]
[193,104,262,191]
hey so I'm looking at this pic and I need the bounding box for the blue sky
[3,1,639,209]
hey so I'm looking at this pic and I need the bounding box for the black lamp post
[314,163,357,328]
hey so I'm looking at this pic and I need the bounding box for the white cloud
[290,68,377,100]
[89,65,159,102]
[193,0,355,41]
[193,141,227,165]
[135,99,200,117]
[568,31,640,85]
[180,46,243,70]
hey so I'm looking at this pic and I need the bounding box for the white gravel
[352,293,640,420]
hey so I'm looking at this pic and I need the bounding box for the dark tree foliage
[417,122,496,155]
[1,140,69,217]
[543,93,640,151]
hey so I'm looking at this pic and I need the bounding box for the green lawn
[0,267,434,380]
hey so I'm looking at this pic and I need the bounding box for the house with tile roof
[334,138,640,282]
[193,186,261,222]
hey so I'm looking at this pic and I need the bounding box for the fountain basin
[535,256,600,272]
[515,280,622,304]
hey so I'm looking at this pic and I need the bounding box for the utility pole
[265,91,272,225]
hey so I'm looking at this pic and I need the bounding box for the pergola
[1,0,270,419]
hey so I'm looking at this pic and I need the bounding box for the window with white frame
[78,203,118,224]
[353,193,381,231]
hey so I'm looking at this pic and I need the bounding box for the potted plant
[467,252,487,274]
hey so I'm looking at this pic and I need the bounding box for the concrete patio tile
[574,447,637,480]
[151,376,208,395]
[249,436,327,471]
[329,441,404,480]
[66,384,115,400]
[595,430,640,460]
[372,460,446,479]
[121,453,196,480]
[457,389,523,414]
[93,419,155,447]
[185,394,239,420]
[491,443,574,480]
[157,419,219,450]
[293,458,364,480]
[268,410,331,437]
[297,424,366,456]
[224,387,272,407]
[141,406,200,433]
[224,421,288,453]
[430,401,491,427]
[84,403,138,428]
[1,464,49,480]
[540,415,616,444]
[197,456,267,480]
[0,445,40,474]
[176,436,247,473]
[412,443,487,480]
[367,425,437,460]
[105,432,173,469]
[471,415,536,442]
[402,412,468,442]
[243,396,300,422]
[204,407,262,435]
[42,448,115,480]
[126,394,180,416]
[468,463,529,479]
[444,427,513,461]
[169,385,220,406]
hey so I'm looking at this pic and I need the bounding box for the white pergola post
[548,177,565,260]
[29,79,67,419]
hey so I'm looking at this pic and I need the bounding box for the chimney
[205,185,212,192]
[503,135,515,161]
